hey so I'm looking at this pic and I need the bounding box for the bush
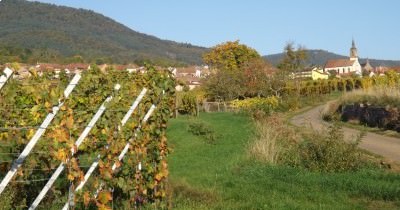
[231,96,279,115]
[187,120,217,144]
[180,92,197,116]
[299,123,366,172]
[250,115,372,173]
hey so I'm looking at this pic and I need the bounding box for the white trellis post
[0,73,81,195]
[69,104,156,203]
[92,93,163,199]
[112,104,156,171]
[28,84,133,210]
[0,67,13,91]
[61,88,147,210]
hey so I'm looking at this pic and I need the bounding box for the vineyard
[0,65,175,209]
[283,70,400,97]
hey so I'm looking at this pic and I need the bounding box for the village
[2,40,400,93]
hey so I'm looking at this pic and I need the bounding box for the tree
[277,42,308,72]
[241,58,273,97]
[203,40,260,72]
[267,70,288,97]
[202,41,263,101]
[203,70,245,101]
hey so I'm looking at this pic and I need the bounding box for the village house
[324,40,362,76]
[361,59,374,73]
[173,65,210,91]
[291,67,329,80]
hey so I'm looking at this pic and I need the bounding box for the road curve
[291,104,400,162]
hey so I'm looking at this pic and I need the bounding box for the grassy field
[167,112,400,210]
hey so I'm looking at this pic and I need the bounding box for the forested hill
[0,0,208,65]
[264,49,400,67]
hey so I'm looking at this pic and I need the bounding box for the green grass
[167,112,400,209]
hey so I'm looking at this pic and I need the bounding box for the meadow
[167,112,400,209]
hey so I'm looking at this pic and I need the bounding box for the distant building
[174,65,210,91]
[291,67,329,80]
[361,59,374,74]
[324,40,362,76]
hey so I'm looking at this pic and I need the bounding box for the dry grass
[339,86,400,107]
[322,86,400,120]
[248,115,298,164]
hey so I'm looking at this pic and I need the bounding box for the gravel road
[291,104,400,162]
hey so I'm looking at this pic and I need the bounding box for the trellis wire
[0,73,82,195]
[30,88,147,210]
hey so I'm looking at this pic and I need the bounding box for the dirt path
[291,104,400,162]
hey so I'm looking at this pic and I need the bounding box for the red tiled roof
[177,66,197,74]
[389,66,400,73]
[65,63,90,70]
[325,59,355,68]
[37,63,64,71]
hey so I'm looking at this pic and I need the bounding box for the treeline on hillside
[0,45,189,66]
[0,0,207,66]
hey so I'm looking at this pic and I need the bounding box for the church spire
[350,39,358,60]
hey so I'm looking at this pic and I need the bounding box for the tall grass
[250,114,370,172]
[248,115,298,164]
[339,86,400,108]
[322,85,400,120]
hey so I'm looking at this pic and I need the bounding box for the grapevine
[0,65,175,209]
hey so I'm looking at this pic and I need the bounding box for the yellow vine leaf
[67,174,74,181]
[44,101,52,109]
[55,149,67,162]
[83,191,91,207]
[26,129,35,139]
[66,115,74,129]
[50,128,68,143]
[97,191,112,204]
[155,173,164,182]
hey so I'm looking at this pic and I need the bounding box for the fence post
[0,67,13,91]
[61,88,150,210]
[0,73,81,195]
[28,85,138,210]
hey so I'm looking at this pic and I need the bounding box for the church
[324,40,362,76]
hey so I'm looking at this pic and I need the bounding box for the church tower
[350,39,358,61]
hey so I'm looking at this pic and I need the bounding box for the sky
[35,0,400,60]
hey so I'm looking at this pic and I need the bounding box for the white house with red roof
[324,40,362,76]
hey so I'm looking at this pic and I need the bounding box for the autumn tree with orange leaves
[203,41,272,100]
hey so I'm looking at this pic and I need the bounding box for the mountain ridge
[264,49,400,67]
[0,0,208,65]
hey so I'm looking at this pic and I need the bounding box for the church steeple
[350,39,358,60]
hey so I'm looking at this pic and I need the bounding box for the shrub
[299,123,365,172]
[250,115,372,173]
[231,96,279,115]
[180,92,197,116]
[187,120,217,144]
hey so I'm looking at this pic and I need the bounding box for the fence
[201,101,235,112]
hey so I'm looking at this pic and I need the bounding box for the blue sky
[36,0,400,60]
